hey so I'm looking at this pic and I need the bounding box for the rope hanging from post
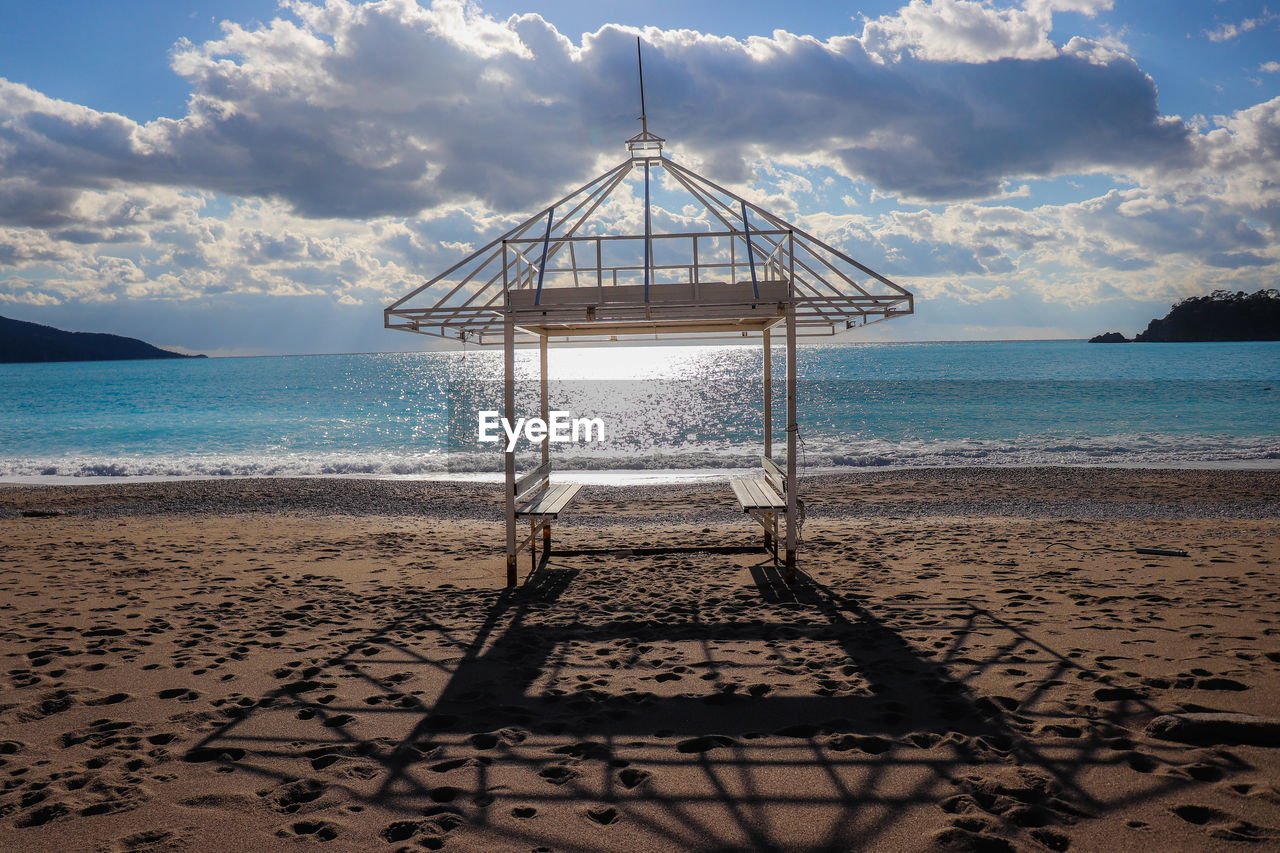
[741,200,759,299]
[534,206,554,306]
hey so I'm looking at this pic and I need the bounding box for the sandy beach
[1,468,1278,852]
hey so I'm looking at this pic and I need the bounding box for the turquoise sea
[1,341,1277,482]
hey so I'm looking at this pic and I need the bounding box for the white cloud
[0,227,70,266]
[1205,11,1280,43]
[1062,34,1130,66]
[0,289,61,307]
[1027,0,1112,15]
[1187,96,1280,222]
[1261,61,1280,74]
[0,185,430,310]
[938,281,1017,303]
[859,0,1059,64]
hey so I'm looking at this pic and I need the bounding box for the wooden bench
[513,461,582,578]
[731,456,790,569]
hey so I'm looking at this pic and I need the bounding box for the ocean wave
[2,433,1278,482]
[811,434,1280,469]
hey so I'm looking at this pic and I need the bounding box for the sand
[1,468,1278,852]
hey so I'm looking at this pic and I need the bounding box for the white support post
[763,328,772,460]
[539,334,550,558]
[540,335,549,464]
[784,304,798,581]
[504,317,517,586]
[763,326,773,552]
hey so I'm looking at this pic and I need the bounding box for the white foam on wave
[2,432,1278,484]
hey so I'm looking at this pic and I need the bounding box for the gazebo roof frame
[384,127,913,346]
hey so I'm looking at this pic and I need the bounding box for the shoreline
[3,466,1278,523]
[2,455,1280,488]
[2,467,1278,851]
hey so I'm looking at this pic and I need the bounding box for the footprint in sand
[617,767,652,789]
[1029,828,1072,851]
[551,741,613,761]
[928,826,1018,852]
[427,786,461,803]
[538,764,581,785]
[1195,677,1250,691]
[17,689,78,721]
[1182,762,1224,782]
[1171,804,1280,842]
[380,810,463,848]
[468,732,500,749]
[585,805,620,825]
[676,735,737,753]
[60,719,140,749]
[941,766,1087,834]
[279,819,340,842]
[1118,751,1159,773]
[260,778,327,814]
[380,820,425,842]
[827,734,892,754]
[13,794,75,829]
[76,782,147,818]
[182,746,246,763]
[105,828,192,852]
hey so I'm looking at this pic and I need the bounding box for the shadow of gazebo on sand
[184,550,1229,851]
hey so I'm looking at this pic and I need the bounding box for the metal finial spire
[626,37,664,158]
[637,36,648,135]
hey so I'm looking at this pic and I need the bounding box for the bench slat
[731,476,784,510]
[515,461,552,503]
[759,479,782,507]
[761,456,786,495]
[517,482,582,518]
[729,478,757,508]
[746,477,778,508]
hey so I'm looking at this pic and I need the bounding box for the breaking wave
[3,432,1278,483]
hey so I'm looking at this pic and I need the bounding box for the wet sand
[1,468,1278,851]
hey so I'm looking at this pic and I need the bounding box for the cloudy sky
[1,0,1278,355]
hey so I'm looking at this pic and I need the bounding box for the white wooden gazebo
[386,52,913,585]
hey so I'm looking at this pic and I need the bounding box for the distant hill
[0,315,205,363]
[1135,289,1280,342]
[1091,289,1280,343]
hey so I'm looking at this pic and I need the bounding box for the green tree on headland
[1093,289,1280,342]
[1134,289,1280,342]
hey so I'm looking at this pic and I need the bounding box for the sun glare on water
[544,344,737,381]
